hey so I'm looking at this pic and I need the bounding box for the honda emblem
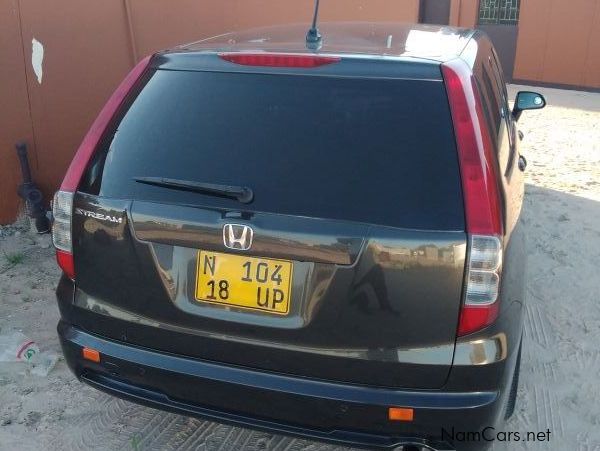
[223,224,253,251]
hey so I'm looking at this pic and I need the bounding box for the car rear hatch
[69,54,467,389]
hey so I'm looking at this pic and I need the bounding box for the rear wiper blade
[133,177,254,204]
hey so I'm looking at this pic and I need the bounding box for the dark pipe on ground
[16,142,50,234]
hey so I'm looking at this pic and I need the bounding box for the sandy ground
[0,84,599,451]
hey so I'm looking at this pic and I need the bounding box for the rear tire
[505,339,522,420]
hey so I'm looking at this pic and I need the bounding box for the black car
[53,21,546,451]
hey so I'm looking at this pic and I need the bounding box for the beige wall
[0,0,37,224]
[514,0,600,88]
[450,0,600,87]
[449,0,478,28]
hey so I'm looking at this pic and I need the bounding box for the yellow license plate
[195,251,293,315]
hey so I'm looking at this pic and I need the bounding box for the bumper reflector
[388,407,414,421]
[82,347,100,363]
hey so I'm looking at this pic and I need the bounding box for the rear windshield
[85,69,464,230]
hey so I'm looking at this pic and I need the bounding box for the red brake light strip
[219,53,340,68]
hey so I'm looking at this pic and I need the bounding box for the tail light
[52,191,75,279]
[218,53,340,68]
[52,55,152,280]
[442,58,504,336]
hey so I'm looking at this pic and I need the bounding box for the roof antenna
[305,0,322,51]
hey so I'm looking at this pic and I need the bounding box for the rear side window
[84,69,464,230]
[489,50,516,148]
[480,63,502,137]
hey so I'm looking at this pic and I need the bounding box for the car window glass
[481,63,502,139]
[489,51,515,147]
[87,70,465,230]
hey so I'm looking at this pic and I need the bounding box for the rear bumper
[58,321,506,451]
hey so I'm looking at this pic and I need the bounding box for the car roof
[175,22,475,63]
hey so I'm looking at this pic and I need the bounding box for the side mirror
[512,91,546,121]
